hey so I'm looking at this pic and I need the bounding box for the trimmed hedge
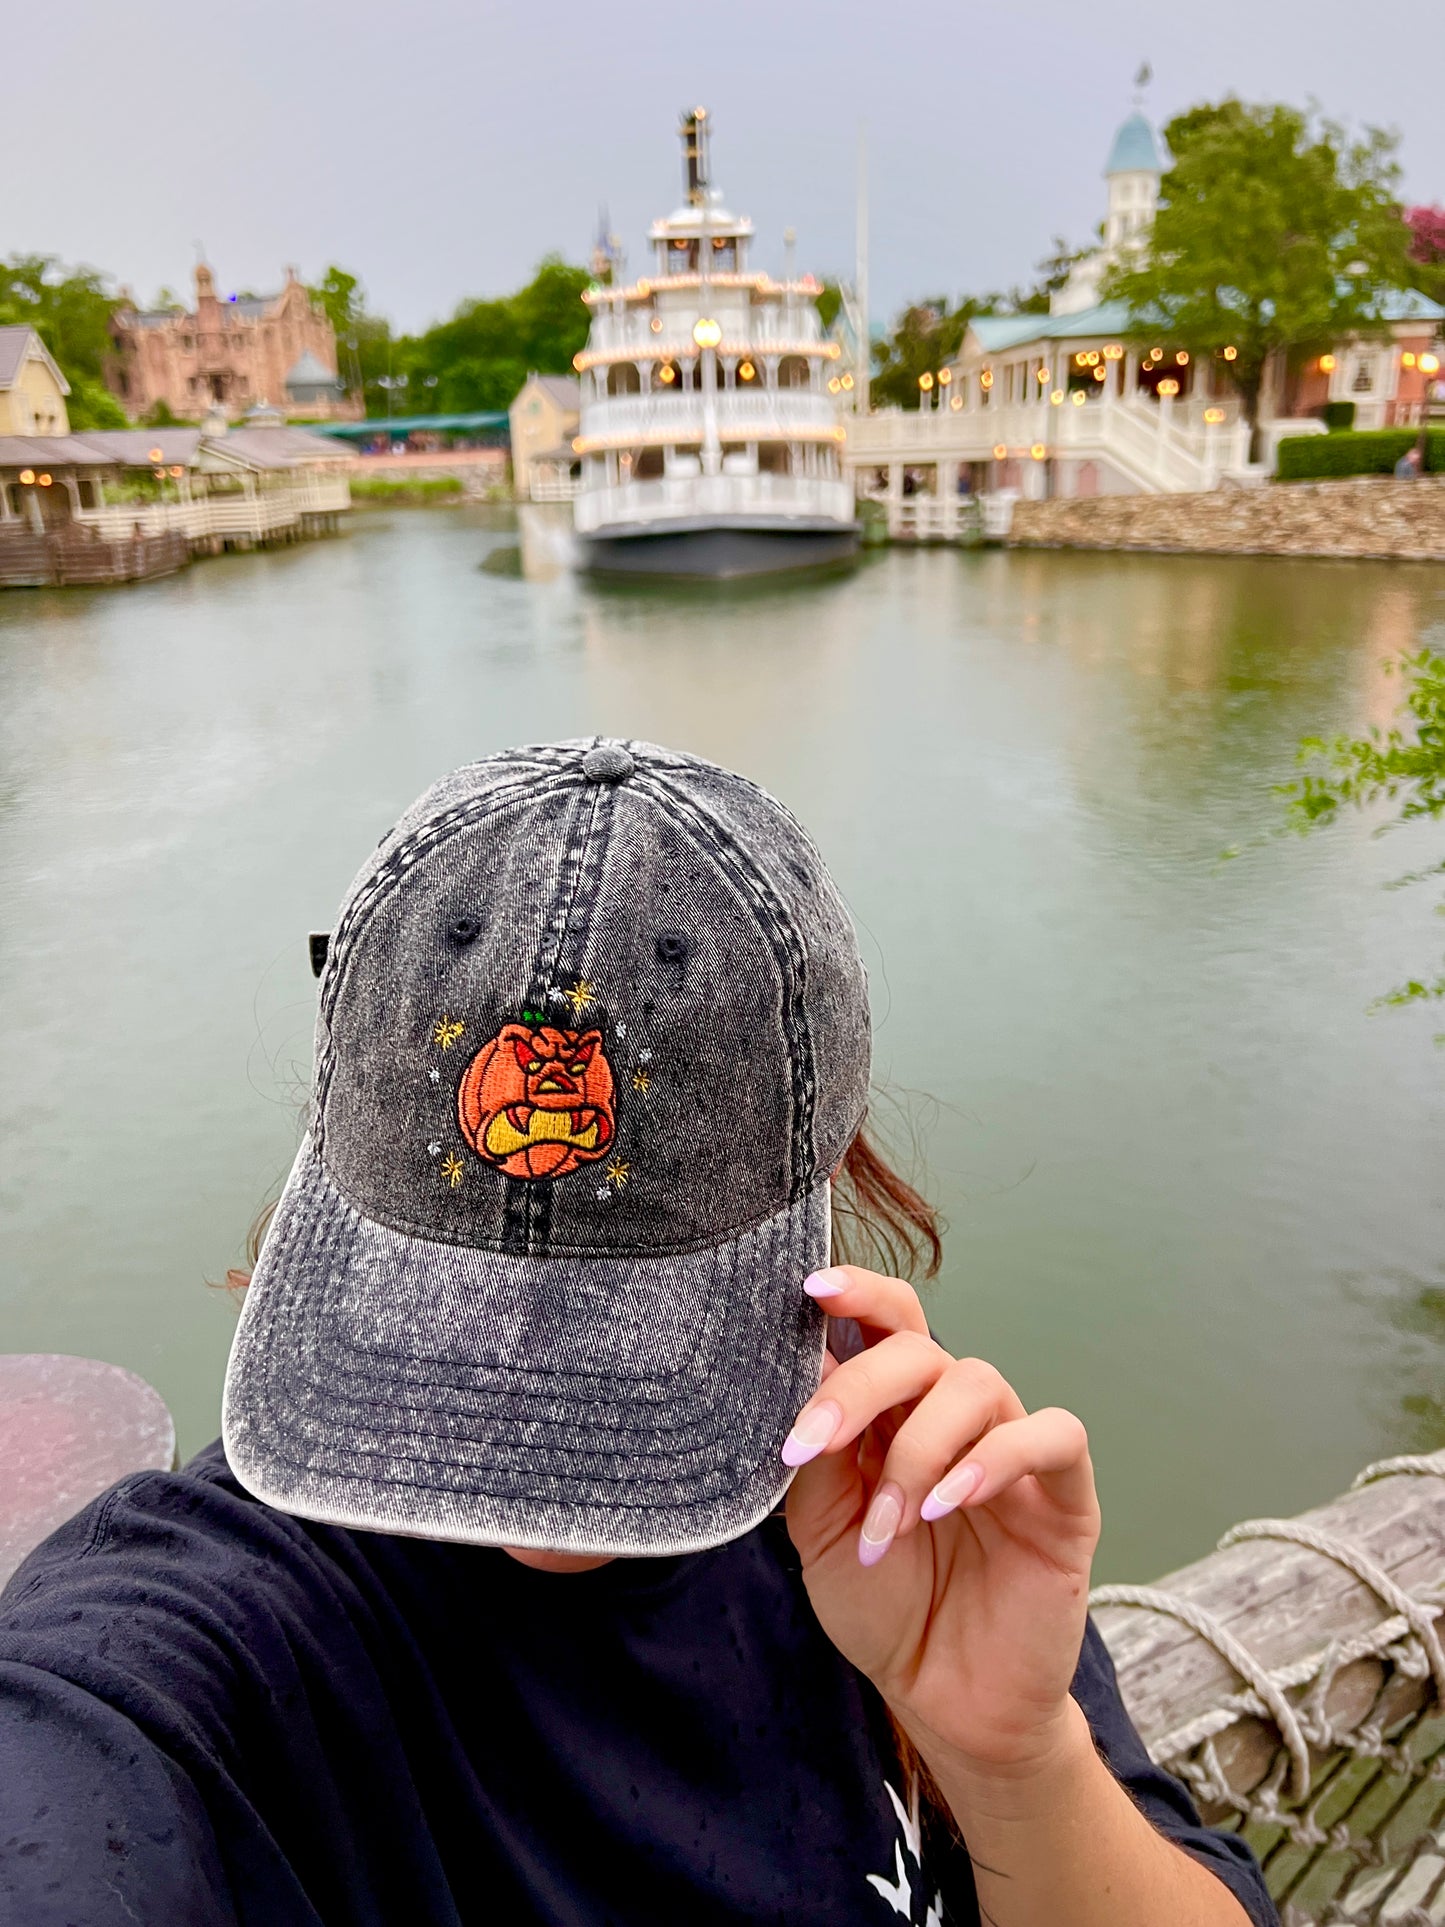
[1276,428,1445,481]
[348,475,464,502]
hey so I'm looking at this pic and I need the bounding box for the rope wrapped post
[1091,1455,1445,1925]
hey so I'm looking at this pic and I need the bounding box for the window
[1352,359,1374,394]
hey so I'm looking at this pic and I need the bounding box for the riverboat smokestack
[680,106,710,206]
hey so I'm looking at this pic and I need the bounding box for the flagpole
[855,125,869,418]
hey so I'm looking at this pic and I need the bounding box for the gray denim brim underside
[221,1139,830,1556]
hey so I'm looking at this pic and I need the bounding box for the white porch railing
[580,389,838,444]
[889,498,980,542]
[848,396,1252,497]
[879,493,1016,541]
[75,477,351,542]
[289,476,353,513]
[530,474,581,502]
[574,471,853,534]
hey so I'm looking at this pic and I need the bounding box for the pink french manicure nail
[920,1461,984,1523]
[858,1483,904,1567]
[781,1399,843,1467]
[803,1269,847,1298]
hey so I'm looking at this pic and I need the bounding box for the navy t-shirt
[0,1442,1276,1925]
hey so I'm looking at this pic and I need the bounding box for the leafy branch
[1278,650,1445,1012]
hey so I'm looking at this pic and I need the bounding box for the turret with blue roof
[1105,111,1169,178]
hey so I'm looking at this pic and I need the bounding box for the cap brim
[222,1139,829,1557]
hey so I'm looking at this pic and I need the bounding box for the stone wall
[1008,476,1445,561]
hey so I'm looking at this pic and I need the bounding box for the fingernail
[803,1269,847,1299]
[781,1399,843,1467]
[858,1482,904,1567]
[920,1461,984,1523]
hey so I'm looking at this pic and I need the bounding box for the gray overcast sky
[15,0,1445,334]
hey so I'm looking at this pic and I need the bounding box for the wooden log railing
[1093,1454,1445,1925]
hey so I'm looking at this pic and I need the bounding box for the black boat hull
[577,519,859,580]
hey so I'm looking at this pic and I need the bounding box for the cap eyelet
[448,916,483,946]
[656,932,690,965]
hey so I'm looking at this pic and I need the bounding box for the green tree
[1280,650,1445,1023]
[1025,235,1095,312]
[815,281,844,331]
[66,376,128,430]
[307,265,363,337]
[508,257,593,370]
[306,265,393,405]
[871,298,990,411]
[397,257,591,415]
[0,253,120,387]
[1107,101,1412,449]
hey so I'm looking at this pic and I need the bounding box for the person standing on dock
[0,740,1276,1927]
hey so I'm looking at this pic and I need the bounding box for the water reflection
[1,510,1442,1581]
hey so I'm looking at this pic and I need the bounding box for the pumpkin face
[457,1023,615,1180]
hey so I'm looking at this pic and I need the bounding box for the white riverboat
[571,109,858,578]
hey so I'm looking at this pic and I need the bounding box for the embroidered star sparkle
[441,1153,465,1188]
[604,1158,630,1190]
[631,1069,650,1093]
[433,1017,465,1050]
[563,979,596,1017]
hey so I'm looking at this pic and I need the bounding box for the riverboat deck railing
[574,471,853,534]
[584,307,830,359]
[1093,1452,1445,1925]
[581,389,839,446]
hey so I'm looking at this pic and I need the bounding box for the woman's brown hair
[830,1118,943,1282]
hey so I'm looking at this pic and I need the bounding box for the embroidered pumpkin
[457,1023,616,1180]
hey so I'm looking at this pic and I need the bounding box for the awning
[311,413,511,440]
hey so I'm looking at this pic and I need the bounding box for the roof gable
[0,326,69,395]
[520,373,581,410]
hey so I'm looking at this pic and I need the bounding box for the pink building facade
[107,264,358,422]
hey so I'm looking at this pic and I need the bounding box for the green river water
[2,505,1443,1580]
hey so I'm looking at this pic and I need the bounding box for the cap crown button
[581,744,635,783]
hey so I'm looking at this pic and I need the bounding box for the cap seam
[314,767,578,1151]
[632,772,816,1202]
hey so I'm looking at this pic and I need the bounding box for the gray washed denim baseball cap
[223,739,871,1555]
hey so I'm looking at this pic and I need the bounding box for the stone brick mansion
[106,263,358,423]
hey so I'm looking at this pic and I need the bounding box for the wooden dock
[0,527,191,589]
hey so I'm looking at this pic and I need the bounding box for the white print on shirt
[866,1780,944,1925]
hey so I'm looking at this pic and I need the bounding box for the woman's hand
[783,1264,1101,1779]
